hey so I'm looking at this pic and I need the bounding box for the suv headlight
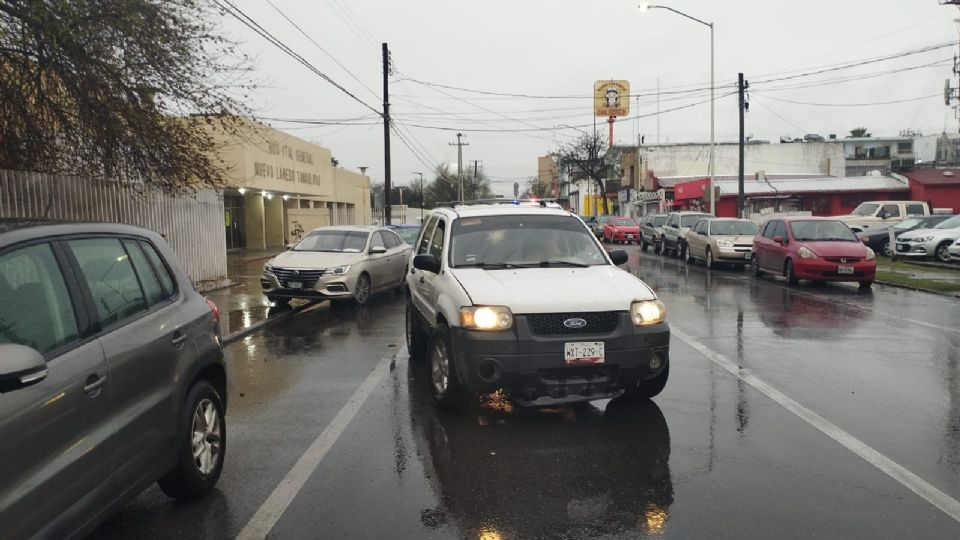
[459,306,514,331]
[631,300,666,326]
[865,247,876,261]
[797,246,817,259]
[324,265,351,276]
[263,262,275,274]
[716,240,734,248]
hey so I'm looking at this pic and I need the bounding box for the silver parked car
[261,226,413,307]
[0,222,227,540]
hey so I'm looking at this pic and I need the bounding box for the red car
[603,217,640,244]
[751,217,876,288]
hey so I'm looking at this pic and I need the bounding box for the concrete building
[215,119,372,250]
[537,155,560,198]
[638,140,846,180]
[901,168,960,212]
[841,136,916,176]
[914,132,960,166]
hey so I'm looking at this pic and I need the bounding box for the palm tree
[849,128,871,138]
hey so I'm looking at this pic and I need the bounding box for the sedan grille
[526,312,620,335]
[824,257,862,263]
[272,267,325,289]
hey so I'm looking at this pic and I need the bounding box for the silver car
[894,214,960,262]
[261,226,413,306]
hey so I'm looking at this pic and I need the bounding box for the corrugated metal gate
[0,170,226,284]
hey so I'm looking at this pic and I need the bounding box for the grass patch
[875,271,960,293]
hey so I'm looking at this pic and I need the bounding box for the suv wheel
[785,259,799,286]
[158,380,225,501]
[653,239,662,255]
[751,255,764,277]
[625,364,669,399]
[936,241,953,263]
[640,237,649,252]
[677,242,686,259]
[406,299,427,359]
[428,324,464,411]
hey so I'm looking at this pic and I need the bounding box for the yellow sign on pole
[594,80,630,117]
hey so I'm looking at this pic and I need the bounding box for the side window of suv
[429,219,446,259]
[906,204,925,216]
[122,239,165,307]
[418,217,438,255]
[140,241,177,298]
[69,238,148,326]
[882,204,901,218]
[666,215,677,228]
[0,243,80,356]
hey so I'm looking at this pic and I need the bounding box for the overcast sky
[223,0,960,193]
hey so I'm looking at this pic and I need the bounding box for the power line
[749,95,807,134]
[751,93,942,107]
[324,0,378,53]
[265,0,380,101]
[215,0,382,116]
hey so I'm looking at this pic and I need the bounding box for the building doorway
[225,193,246,250]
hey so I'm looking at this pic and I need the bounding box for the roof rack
[444,198,561,208]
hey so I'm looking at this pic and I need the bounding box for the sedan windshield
[681,214,710,227]
[790,221,858,242]
[934,215,960,229]
[710,221,759,236]
[851,203,880,216]
[294,230,368,252]
[450,215,608,268]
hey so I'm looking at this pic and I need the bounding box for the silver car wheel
[354,274,370,305]
[191,398,222,477]
[431,338,449,396]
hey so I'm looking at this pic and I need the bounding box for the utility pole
[412,172,424,221]
[656,78,660,145]
[449,133,468,202]
[399,186,404,206]
[382,43,392,225]
[738,73,750,218]
[469,160,481,200]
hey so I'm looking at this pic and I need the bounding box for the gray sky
[224,0,960,193]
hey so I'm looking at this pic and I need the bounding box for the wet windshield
[710,221,760,236]
[851,203,880,216]
[894,217,924,230]
[681,214,710,227]
[294,230,368,252]
[934,215,960,229]
[790,221,858,242]
[610,218,637,226]
[450,215,608,268]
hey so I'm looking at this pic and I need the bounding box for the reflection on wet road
[92,248,960,539]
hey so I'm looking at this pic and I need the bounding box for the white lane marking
[671,326,960,523]
[235,339,402,540]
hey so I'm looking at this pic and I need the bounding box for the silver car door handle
[84,375,107,394]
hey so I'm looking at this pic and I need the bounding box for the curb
[222,300,321,344]
[897,259,960,272]
[874,279,960,299]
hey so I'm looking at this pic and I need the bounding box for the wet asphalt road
[90,245,960,539]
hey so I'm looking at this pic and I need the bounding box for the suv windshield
[681,214,710,227]
[294,230,368,252]
[711,221,759,236]
[851,203,880,216]
[934,215,960,229]
[450,214,608,268]
[790,220,858,242]
[652,216,667,227]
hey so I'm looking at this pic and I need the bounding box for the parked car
[751,217,876,288]
[859,214,956,257]
[405,202,670,410]
[949,239,960,262]
[0,222,227,540]
[836,200,930,232]
[684,218,759,269]
[590,215,610,238]
[262,226,412,307]
[640,213,668,253]
[894,214,960,263]
[661,211,712,258]
[388,223,422,245]
[603,217,640,244]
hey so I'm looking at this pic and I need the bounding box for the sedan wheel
[881,239,892,258]
[936,241,953,263]
[751,255,764,277]
[785,259,799,286]
[353,273,371,306]
[705,248,714,269]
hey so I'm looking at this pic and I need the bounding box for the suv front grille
[526,312,620,335]
[272,267,325,289]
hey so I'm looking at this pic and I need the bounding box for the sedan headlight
[324,265,351,276]
[459,306,514,331]
[865,247,876,261]
[716,240,734,248]
[631,300,666,326]
[797,246,817,259]
[916,236,934,243]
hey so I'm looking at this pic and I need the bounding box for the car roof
[428,204,574,220]
[0,221,166,250]
[778,216,843,222]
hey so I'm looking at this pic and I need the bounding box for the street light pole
[639,2,715,214]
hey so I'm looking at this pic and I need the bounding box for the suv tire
[406,299,427,360]
[158,380,225,501]
[428,324,464,411]
[641,237,649,252]
[625,364,669,399]
[654,239,662,255]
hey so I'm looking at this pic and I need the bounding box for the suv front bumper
[448,313,670,406]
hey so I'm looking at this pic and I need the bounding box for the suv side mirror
[370,246,387,255]
[0,344,48,392]
[773,235,785,245]
[413,253,441,273]
[608,249,629,266]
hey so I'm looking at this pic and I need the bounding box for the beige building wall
[244,193,266,249]
[538,155,559,195]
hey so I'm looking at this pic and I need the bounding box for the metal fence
[0,170,227,284]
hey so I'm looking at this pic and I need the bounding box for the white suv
[405,202,671,410]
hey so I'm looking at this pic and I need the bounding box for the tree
[388,184,424,208]
[556,131,614,214]
[422,163,493,208]
[849,127,871,138]
[0,0,252,192]
[526,176,551,198]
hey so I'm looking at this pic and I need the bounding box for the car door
[0,241,117,540]
[64,236,190,495]
[768,221,789,271]
[881,204,901,224]
[367,231,392,290]
[663,215,678,247]
[409,217,438,324]
[416,218,447,327]
[755,221,777,269]
[688,220,706,258]
[381,230,408,287]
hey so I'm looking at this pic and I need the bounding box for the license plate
[897,244,908,252]
[626,235,634,239]
[837,266,854,275]
[565,342,604,365]
[287,281,302,289]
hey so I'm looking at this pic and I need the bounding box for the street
[90,246,960,540]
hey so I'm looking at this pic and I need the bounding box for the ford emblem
[563,318,588,329]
